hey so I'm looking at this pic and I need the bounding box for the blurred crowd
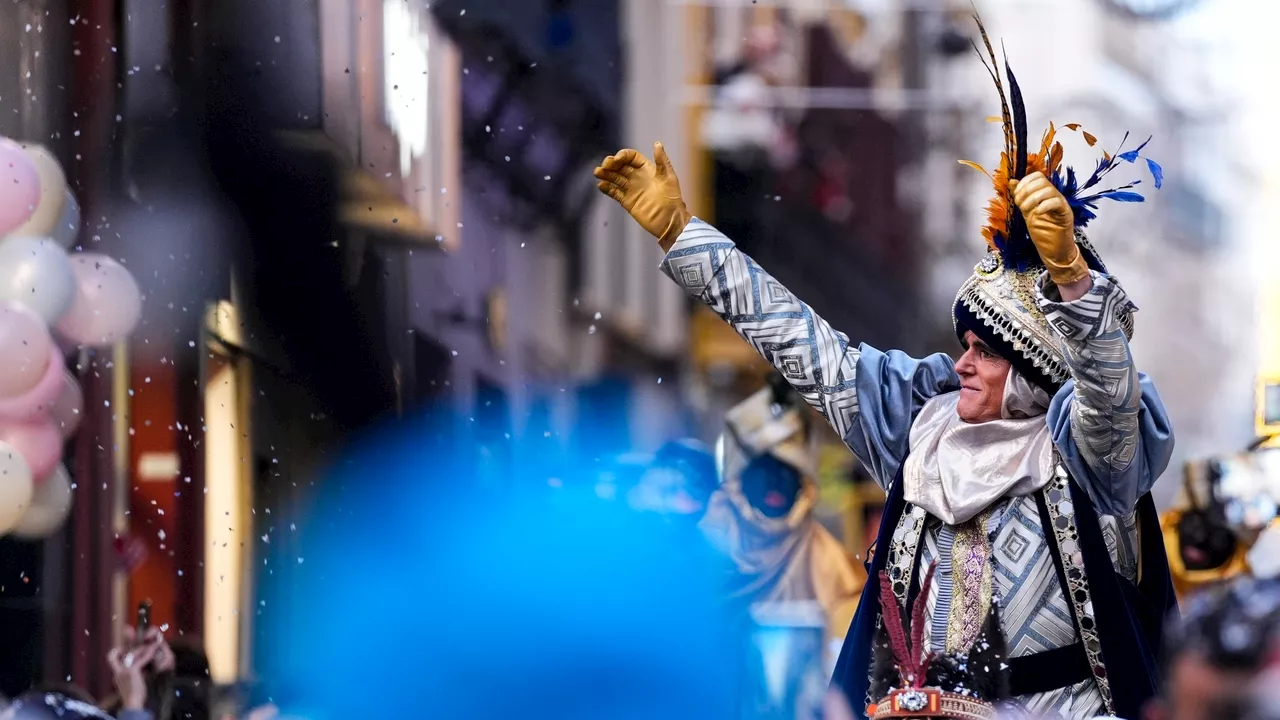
[0,627,271,720]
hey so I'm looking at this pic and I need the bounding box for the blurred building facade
[0,0,701,699]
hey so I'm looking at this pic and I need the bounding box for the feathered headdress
[867,565,1008,720]
[958,14,1163,274]
[950,13,1155,393]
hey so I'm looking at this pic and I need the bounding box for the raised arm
[1039,273,1174,515]
[1011,173,1174,515]
[592,142,957,486]
[659,219,958,486]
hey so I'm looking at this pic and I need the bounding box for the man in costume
[704,373,862,675]
[593,18,1175,720]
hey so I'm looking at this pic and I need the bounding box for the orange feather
[958,159,991,178]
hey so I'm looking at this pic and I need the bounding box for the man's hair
[1162,576,1280,681]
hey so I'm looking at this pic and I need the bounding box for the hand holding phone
[135,600,152,648]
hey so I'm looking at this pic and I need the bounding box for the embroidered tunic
[660,219,1175,719]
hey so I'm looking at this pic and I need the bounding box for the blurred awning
[275,130,441,247]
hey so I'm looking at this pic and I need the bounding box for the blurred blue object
[547,10,575,49]
[263,411,747,720]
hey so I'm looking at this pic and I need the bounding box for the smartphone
[136,600,152,647]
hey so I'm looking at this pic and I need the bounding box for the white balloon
[48,371,83,438]
[0,439,34,535]
[0,303,54,399]
[9,144,67,239]
[11,463,71,539]
[0,236,76,324]
[56,253,143,346]
[51,190,80,249]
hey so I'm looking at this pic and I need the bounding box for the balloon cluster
[0,137,143,540]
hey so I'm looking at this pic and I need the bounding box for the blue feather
[1080,156,1113,191]
[1146,158,1164,189]
[1063,166,1079,195]
[1091,190,1145,203]
[1073,205,1099,227]
[1117,150,1140,163]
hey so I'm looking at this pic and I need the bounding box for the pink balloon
[0,416,61,481]
[0,303,54,398]
[0,138,41,236]
[56,253,143,347]
[0,347,66,422]
[48,371,83,438]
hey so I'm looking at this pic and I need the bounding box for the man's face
[1145,653,1256,720]
[954,331,1010,424]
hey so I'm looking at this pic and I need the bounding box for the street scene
[0,0,1278,718]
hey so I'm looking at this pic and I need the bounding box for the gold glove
[1010,171,1089,286]
[593,142,692,252]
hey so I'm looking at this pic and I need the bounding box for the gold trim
[871,688,997,720]
[945,509,995,654]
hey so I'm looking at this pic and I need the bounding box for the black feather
[869,619,902,701]
[971,13,1014,164]
[870,604,1012,703]
[925,607,1011,700]
[1004,54,1028,181]
[1002,56,1038,270]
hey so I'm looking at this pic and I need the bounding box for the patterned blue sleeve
[1040,272,1175,515]
[660,218,960,488]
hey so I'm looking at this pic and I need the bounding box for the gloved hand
[593,142,692,252]
[1010,171,1089,286]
